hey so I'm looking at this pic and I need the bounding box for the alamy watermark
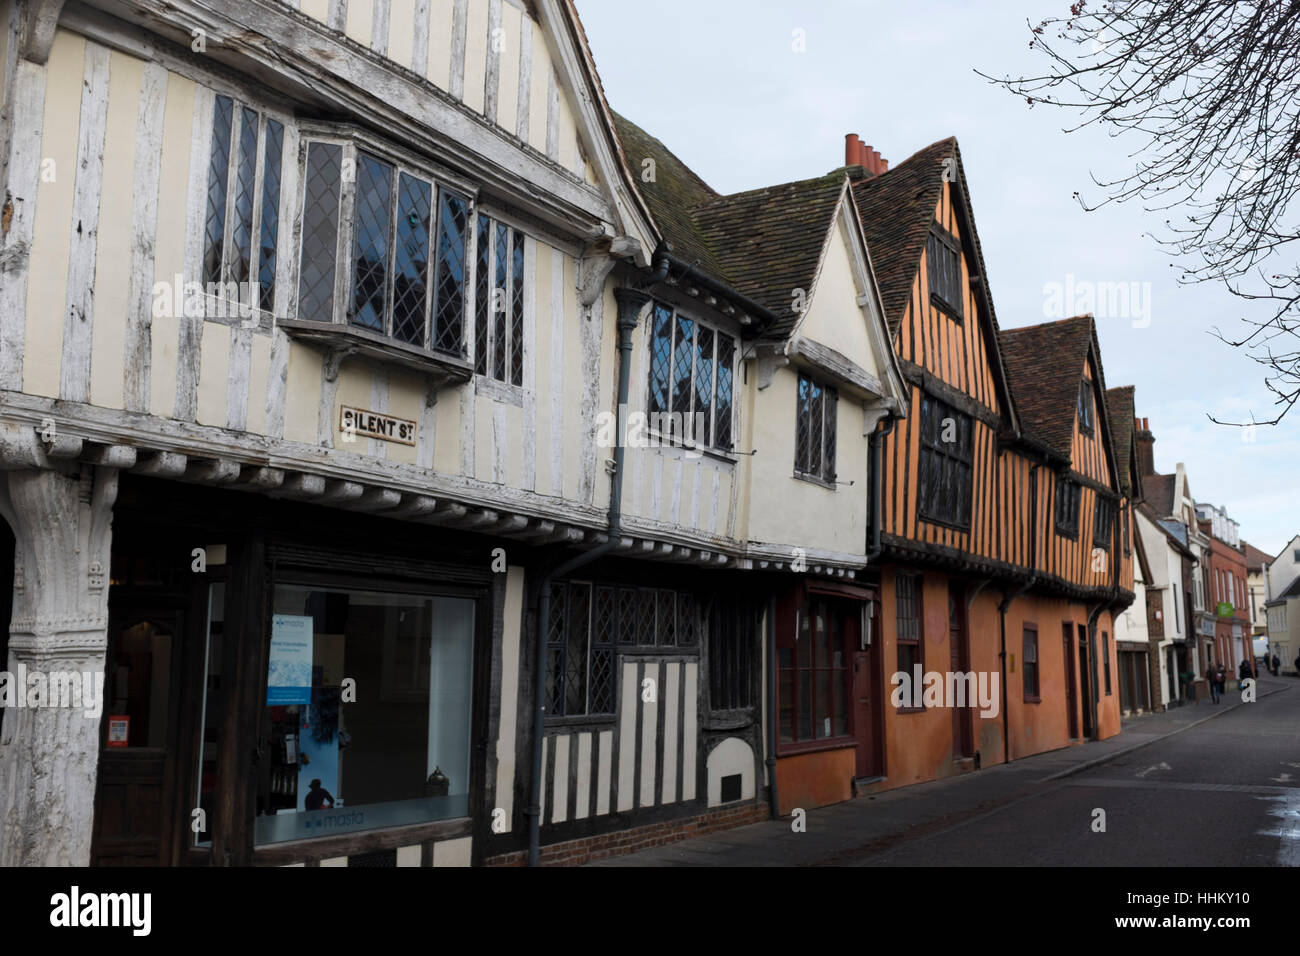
[1043,273,1151,328]
[0,665,105,718]
[890,666,1000,717]
[152,273,270,327]
[595,407,709,459]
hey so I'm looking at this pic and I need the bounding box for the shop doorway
[1063,624,1078,739]
[852,594,882,779]
[91,605,187,865]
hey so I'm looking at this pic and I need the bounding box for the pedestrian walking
[1208,663,1221,703]
[1271,653,1280,676]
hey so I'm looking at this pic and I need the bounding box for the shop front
[90,475,500,867]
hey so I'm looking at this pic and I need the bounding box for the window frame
[285,124,479,376]
[1055,475,1081,539]
[1023,625,1040,702]
[645,301,738,455]
[794,371,839,485]
[1093,494,1116,552]
[926,227,964,319]
[777,596,853,746]
[202,94,287,324]
[1077,380,1095,435]
[472,212,527,387]
[895,572,924,712]
[917,394,974,529]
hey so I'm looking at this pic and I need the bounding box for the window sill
[474,375,525,406]
[793,471,836,490]
[643,428,737,464]
[1024,695,1041,704]
[544,713,617,729]
[918,513,971,533]
[929,292,963,322]
[279,319,473,387]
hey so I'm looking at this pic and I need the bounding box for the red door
[1063,624,1079,738]
[851,596,881,779]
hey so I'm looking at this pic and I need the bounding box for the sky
[575,0,1300,557]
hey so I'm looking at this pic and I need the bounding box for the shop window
[918,395,973,527]
[647,302,736,451]
[296,138,469,356]
[795,372,838,483]
[1023,626,1039,701]
[254,584,475,845]
[895,572,922,702]
[473,214,526,384]
[777,597,850,743]
[204,94,284,314]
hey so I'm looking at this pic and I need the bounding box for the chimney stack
[843,133,889,176]
[1135,417,1155,478]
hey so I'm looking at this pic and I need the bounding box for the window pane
[797,607,811,667]
[815,669,830,738]
[814,605,829,668]
[648,305,673,416]
[392,173,432,346]
[565,583,590,716]
[671,314,694,432]
[658,590,676,646]
[474,215,490,374]
[715,334,734,449]
[432,191,468,355]
[203,94,234,287]
[350,153,393,332]
[778,667,794,743]
[796,376,811,472]
[492,221,508,377]
[637,588,656,645]
[823,387,837,480]
[258,119,283,313]
[808,381,823,476]
[510,229,525,386]
[677,592,696,645]
[546,583,566,713]
[832,665,847,737]
[255,586,474,845]
[695,326,713,447]
[298,142,342,322]
[230,106,258,291]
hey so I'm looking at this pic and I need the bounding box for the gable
[795,205,881,381]
[288,0,654,259]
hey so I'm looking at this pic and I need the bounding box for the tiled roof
[1105,385,1136,497]
[1142,473,1176,518]
[610,112,846,338]
[1240,540,1275,571]
[998,315,1097,457]
[850,137,954,335]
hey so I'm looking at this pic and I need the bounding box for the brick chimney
[843,134,889,176]
[1135,416,1155,478]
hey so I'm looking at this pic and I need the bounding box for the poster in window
[267,614,313,705]
[106,715,130,748]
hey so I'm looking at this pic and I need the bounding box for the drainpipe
[997,461,1040,764]
[526,281,657,867]
[765,594,779,819]
[865,408,899,564]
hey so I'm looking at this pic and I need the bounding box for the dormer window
[926,228,963,318]
[1077,380,1094,434]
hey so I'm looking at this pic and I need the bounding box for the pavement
[592,674,1297,866]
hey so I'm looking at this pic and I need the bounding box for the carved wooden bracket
[21,0,65,64]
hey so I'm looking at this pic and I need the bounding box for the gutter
[997,461,1040,764]
[525,272,662,867]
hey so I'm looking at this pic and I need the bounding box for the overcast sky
[576,0,1300,558]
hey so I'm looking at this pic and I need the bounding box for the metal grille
[202,95,234,288]
[257,119,283,312]
[432,190,467,354]
[297,142,342,322]
[392,172,431,346]
[695,326,713,447]
[474,215,490,374]
[492,221,508,377]
[230,106,258,291]
[648,304,673,415]
[350,153,393,331]
[510,229,525,385]
[715,334,734,449]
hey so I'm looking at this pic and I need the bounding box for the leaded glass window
[472,213,526,384]
[645,301,735,451]
[917,394,973,527]
[203,95,284,317]
[795,372,837,483]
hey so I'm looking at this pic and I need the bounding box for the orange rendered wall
[775,747,856,816]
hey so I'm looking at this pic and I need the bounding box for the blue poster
[267,615,313,705]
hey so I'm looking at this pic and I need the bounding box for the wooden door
[91,608,185,865]
[1063,624,1078,738]
[851,597,881,779]
[948,582,972,759]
